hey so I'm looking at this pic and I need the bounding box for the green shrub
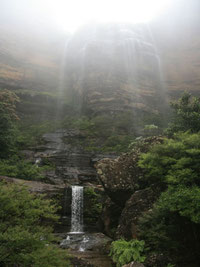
[109,239,146,267]
[0,89,19,158]
[138,131,200,264]
[166,91,200,135]
[138,132,200,186]
[144,124,159,136]
[0,156,53,181]
[0,182,70,267]
[17,120,58,148]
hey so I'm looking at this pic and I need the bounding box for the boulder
[98,196,123,238]
[60,233,112,253]
[116,187,161,239]
[95,137,163,207]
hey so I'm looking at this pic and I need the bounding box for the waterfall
[71,186,84,233]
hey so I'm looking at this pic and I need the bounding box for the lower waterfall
[70,185,84,233]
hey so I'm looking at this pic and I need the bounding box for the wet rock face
[60,233,112,253]
[32,129,117,186]
[99,197,123,238]
[21,129,118,232]
[116,187,161,239]
[65,24,166,115]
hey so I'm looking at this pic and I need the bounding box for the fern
[109,239,146,267]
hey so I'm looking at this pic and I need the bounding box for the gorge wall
[1,0,200,120]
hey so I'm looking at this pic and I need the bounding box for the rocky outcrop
[99,197,123,238]
[95,137,164,239]
[30,129,117,186]
[96,156,135,206]
[60,233,112,252]
[95,137,163,207]
[22,129,118,232]
[60,233,113,267]
[0,175,64,195]
[69,251,113,267]
[116,187,161,239]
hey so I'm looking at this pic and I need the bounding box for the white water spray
[70,186,84,233]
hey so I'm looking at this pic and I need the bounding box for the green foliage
[0,156,53,181]
[144,124,159,136]
[157,185,200,224]
[0,182,70,267]
[61,113,135,152]
[17,120,58,148]
[109,239,146,267]
[0,89,19,158]
[84,187,102,224]
[167,91,200,134]
[138,132,200,186]
[138,131,200,264]
[102,135,135,153]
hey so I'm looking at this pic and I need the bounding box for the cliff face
[0,22,64,93]
[0,0,200,116]
[152,0,200,97]
[64,24,166,115]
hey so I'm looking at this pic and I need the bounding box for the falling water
[79,235,89,252]
[71,186,84,233]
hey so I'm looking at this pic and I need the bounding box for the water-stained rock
[32,129,117,186]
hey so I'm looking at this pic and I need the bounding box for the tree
[167,91,200,134]
[0,182,70,267]
[138,132,200,186]
[138,132,200,265]
[0,89,19,157]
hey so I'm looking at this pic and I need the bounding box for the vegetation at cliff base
[137,93,200,266]
[166,91,200,135]
[84,187,102,224]
[109,239,146,267]
[0,156,53,181]
[0,89,19,158]
[0,182,70,267]
[138,133,200,262]
[0,89,54,181]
